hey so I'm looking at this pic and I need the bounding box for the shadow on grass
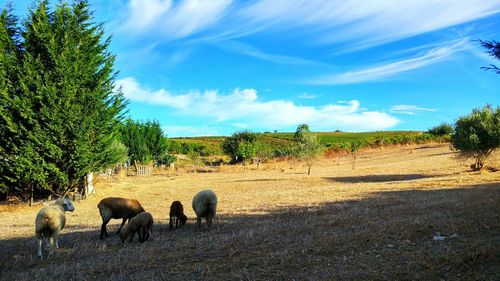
[0,183,498,281]
[324,173,442,183]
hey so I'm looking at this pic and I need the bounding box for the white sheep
[35,197,75,258]
[192,189,218,229]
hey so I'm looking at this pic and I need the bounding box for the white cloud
[389,105,436,115]
[123,0,232,39]
[117,77,399,132]
[307,40,468,84]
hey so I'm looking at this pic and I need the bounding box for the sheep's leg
[129,230,136,242]
[37,237,43,258]
[196,216,201,228]
[206,215,213,228]
[176,217,179,229]
[169,216,173,231]
[100,217,110,240]
[48,236,56,257]
[117,218,127,234]
[55,238,59,249]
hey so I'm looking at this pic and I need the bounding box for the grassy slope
[0,145,499,280]
[170,131,429,153]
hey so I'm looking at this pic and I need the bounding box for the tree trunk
[307,164,312,176]
[29,184,34,207]
[243,159,247,172]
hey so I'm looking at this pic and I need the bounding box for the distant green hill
[168,131,445,155]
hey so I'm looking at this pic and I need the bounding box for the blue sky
[5,0,500,137]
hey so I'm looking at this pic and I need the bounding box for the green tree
[296,132,323,176]
[0,1,127,199]
[222,130,258,163]
[237,141,256,172]
[294,123,311,142]
[254,141,274,169]
[120,119,168,168]
[451,105,500,170]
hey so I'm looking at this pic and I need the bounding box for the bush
[222,131,258,163]
[428,123,453,136]
[451,105,500,170]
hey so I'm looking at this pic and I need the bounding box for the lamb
[35,197,75,258]
[97,197,145,240]
[192,189,218,229]
[119,212,154,245]
[169,201,188,231]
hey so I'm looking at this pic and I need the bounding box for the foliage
[294,123,310,142]
[0,1,126,199]
[222,130,258,163]
[295,132,324,175]
[120,119,167,166]
[427,123,453,136]
[254,141,274,168]
[479,39,500,74]
[237,141,257,171]
[451,105,500,170]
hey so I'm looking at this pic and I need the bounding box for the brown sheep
[97,197,145,240]
[119,212,154,245]
[169,201,188,231]
[35,197,75,258]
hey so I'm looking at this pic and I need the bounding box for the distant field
[1,144,498,280]
[170,130,441,155]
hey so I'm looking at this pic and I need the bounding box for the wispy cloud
[236,0,500,49]
[389,105,436,115]
[215,40,332,67]
[121,0,500,49]
[307,40,468,84]
[123,0,232,39]
[117,77,399,133]
[298,93,319,99]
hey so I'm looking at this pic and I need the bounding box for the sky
[5,0,500,137]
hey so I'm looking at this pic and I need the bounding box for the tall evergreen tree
[0,0,127,199]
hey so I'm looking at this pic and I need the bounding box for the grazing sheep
[119,212,154,245]
[192,189,218,229]
[35,197,75,258]
[97,197,145,240]
[169,201,188,231]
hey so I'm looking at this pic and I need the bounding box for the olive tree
[451,105,499,170]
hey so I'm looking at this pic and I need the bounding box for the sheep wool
[35,197,75,258]
[192,189,218,229]
[120,212,154,245]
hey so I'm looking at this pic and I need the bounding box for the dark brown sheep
[97,197,145,240]
[169,201,187,231]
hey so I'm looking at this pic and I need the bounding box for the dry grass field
[1,144,499,280]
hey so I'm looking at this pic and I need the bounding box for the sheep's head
[180,214,188,225]
[55,197,75,212]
